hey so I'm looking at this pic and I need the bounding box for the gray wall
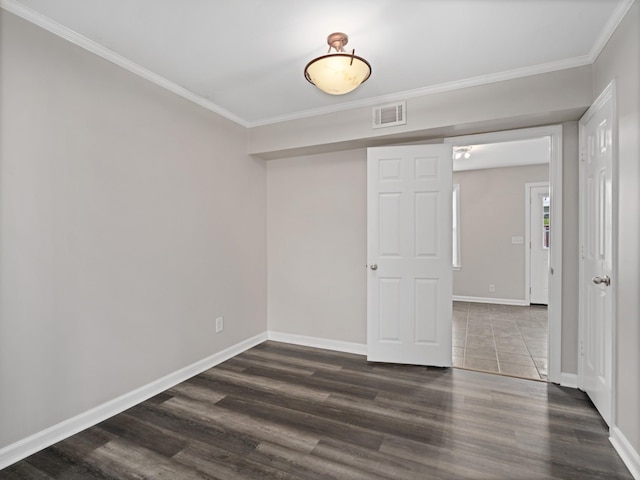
[248,67,592,159]
[0,11,267,449]
[452,165,549,301]
[593,1,640,456]
[267,149,367,343]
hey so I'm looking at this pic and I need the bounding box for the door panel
[530,184,550,305]
[367,145,452,366]
[579,82,614,426]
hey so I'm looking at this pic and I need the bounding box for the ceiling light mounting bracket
[327,32,348,53]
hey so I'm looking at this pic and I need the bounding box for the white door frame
[578,80,617,426]
[444,125,563,384]
[525,182,550,305]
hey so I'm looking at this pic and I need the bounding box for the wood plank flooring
[1,341,632,479]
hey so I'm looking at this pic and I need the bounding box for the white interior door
[529,184,550,305]
[367,145,452,366]
[579,82,615,426]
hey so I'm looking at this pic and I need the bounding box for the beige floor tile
[494,334,525,344]
[496,343,530,356]
[532,357,548,370]
[497,353,536,367]
[452,336,466,347]
[494,334,524,344]
[465,334,496,348]
[499,363,541,379]
[527,346,548,358]
[463,357,499,373]
[524,340,548,350]
[453,302,548,382]
[465,346,498,360]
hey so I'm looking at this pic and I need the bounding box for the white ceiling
[4,0,632,126]
[453,137,550,171]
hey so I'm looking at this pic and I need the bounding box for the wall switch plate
[215,316,224,333]
[512,236,524,244]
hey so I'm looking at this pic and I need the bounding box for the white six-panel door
[529,184,550,305]
[367,145,452,366]
[579,82,615,426]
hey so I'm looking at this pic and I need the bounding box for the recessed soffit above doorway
[450,137,551,172]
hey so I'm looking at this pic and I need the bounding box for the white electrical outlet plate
[489,284,495,292]
[215,316,224,333]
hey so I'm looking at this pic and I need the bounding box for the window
[542,195,550,249]
[452,184,461,268]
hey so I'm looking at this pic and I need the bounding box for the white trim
[0,0,248,127]
[525,182,551,306]
[452,183,461,269]
[452,295,528,307]
[444,125,561,147]
[0,332,267,470]
[248,56,592,127]
[447,125,563,384]
[547,126,563,386]
[588,0,637,62]
[578,80,617,426]
[267,331,367,356]
[560,372,579,388]
[610,426,640,480]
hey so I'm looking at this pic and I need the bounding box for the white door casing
[529,184,550,305]
[445,125,563,384]
[579,81,616,426]
[367,145,453,366]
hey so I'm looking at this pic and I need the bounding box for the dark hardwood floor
[1,341,632,479]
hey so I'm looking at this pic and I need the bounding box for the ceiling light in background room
[453,146,473,159]
[304,32,371,95]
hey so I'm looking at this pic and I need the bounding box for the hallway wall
[452,164,549,302]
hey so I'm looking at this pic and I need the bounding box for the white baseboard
[611,426,640,479]
[559,372,579,388]
[0,332,267,470]
[453,295,529,306]
[267,331,367,356]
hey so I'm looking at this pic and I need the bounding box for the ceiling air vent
[372,101,406,129]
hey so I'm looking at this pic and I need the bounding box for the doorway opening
[452,301,548,380]
[444,126,563,382]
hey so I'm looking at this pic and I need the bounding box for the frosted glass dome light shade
[304,33,371,95]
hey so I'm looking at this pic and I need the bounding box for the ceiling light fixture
[453,146,473,160]
[304,32,371,95]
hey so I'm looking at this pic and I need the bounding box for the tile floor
[453,301,548,381]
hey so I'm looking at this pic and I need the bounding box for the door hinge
[580,340,584,356]
[580,244,585,259]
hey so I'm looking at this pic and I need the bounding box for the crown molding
[0,0,250,127]
[589,0,636,62]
